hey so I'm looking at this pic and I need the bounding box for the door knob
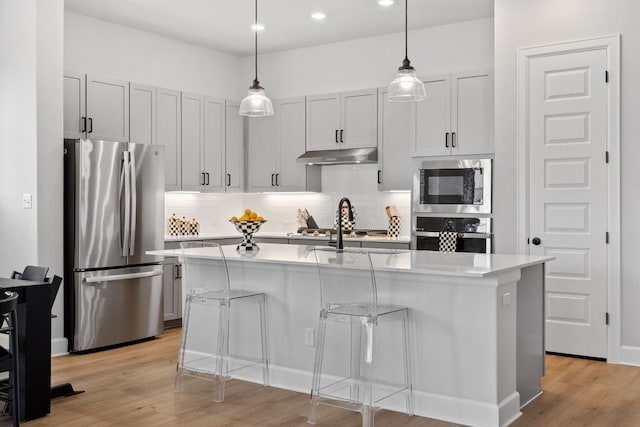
[531,237,541,245]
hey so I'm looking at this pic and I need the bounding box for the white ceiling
[64,0,494,57]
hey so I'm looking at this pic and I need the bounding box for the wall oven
[413,158,492,214]
[413,216,492,254]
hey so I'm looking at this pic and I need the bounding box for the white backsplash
[165,164,411,237]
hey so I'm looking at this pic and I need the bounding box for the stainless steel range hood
[296,147,378,165]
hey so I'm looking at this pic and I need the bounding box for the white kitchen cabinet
[413,70,493,156]
[181,92,205,191]
[63,72,86,139]
[224,101,245,192]
[306,88,377,151]
[157,88,182,191]
[129,83,156,145]
[247,97,320,192]
[64,72,129,142]
[247,114,276,192]
[202,96,226,192]
[377,87,414,191]
[163,241,183,323]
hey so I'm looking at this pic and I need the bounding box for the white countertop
[149,243,553,278]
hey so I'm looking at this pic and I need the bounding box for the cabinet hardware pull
[201,172,206,186]
[81,117,86,133]
[205,172,210,186]
[174,264,180,279]
[275,173,279,186]
[452,132,457,148]
[377,170,381,184]
[340,129,344,143]
[335,129,338,143]
[445,132,449,148]
[88,117,93,133]
[226,173,231,187]
[271,173,275,186]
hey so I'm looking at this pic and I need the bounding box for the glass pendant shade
[239,86,273,117]
[387,67,426,102]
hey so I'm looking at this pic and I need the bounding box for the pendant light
[239,0,274,116]
[387,0,426,102]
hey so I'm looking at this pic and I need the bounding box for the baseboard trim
[191,355,520,427]
[619,345,640,366]
[51,337,69,357]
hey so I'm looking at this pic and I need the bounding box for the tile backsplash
[165,164,411,236]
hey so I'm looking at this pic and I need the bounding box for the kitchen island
[148,243,553,427]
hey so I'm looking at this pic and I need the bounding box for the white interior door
[528,48,608,358]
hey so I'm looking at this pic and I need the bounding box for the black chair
[0,291,20,426]
[10,266,49,282]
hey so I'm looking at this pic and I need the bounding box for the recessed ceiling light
[311,12,327,20]
[378,0,395,6]
[251,23,265,31]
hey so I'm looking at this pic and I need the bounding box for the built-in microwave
[413,158,492,214]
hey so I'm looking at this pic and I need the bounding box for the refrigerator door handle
[119,154,126,254]
[84,270,163,284]
[121,151,131,257]
[128,149,137,256]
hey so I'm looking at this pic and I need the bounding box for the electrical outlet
[502,292,511,307]
[304,328,315,346]
[22,193,32,209]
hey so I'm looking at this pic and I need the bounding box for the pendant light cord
[400,0,412,69]
[404,0,408,61]
[254,0,258,84]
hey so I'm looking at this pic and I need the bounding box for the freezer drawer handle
[84,270,163,284]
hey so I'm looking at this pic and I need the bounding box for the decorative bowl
[229,220,267,251]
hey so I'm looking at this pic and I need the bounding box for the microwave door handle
[128,149,137,256]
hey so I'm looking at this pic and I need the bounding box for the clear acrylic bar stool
[175,241,268,402]
[308,248,413,427]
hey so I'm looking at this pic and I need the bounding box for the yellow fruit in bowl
[239,215,248,221]
[249,212,257,220]
[256,216,264,221]
[244,208,252,215]
[230,216,238,221]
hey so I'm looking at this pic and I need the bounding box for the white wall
[64,11,244,99]
[247,18,494,99]
[0,0,64,349]
[0,2,40,273]
[494,0,640,360]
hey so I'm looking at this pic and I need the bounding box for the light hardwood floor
[3,328,639,426]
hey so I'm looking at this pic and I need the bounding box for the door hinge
[606,151,609,164]
[606,312,610,325]
[606,231,610,244]
[605,70,609,83]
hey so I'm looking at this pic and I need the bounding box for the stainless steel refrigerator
[64,139,165,352]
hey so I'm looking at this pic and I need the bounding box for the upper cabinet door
[225,101,245,193]
[377,88,413,191]
[63,72,86,139]
[340,88,378,149]
[202,96,225,192]
[276,97,308,191]
[156,88,181,191]
[247,114,276,192]
[413,74,451,156]
[306,93,341,151]
[86,75,129,142]
[451,70,494,156]
[181,92,204,191]
[129,83,156,145]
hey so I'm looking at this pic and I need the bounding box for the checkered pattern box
[388,216,400,238]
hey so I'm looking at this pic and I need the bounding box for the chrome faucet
[336,197,353,251]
